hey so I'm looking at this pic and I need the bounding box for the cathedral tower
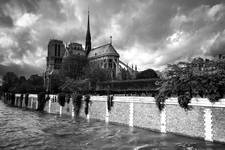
[85,9,91,56]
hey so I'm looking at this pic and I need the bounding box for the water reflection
[0,101,225,150]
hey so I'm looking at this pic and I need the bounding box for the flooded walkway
[0,101,224,150]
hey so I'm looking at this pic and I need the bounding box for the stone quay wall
[13,94,225,143]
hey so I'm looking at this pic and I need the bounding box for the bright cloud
[0,32,17,48]
[15,13,40,27]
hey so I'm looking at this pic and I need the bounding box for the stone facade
[61,43,87,80]
[109,102,130,125]
[133,103,161,131]
[166,105,205,138]
[89,101,106,120]
[46,40,66,71]
[212,108,225,142]
[88,44,120,79]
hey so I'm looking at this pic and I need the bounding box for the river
[0,100,225,150]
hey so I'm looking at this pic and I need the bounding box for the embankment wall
[13,94,225,143]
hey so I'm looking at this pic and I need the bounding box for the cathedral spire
[85,8,91,56]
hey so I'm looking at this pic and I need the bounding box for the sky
[0,0,225,77]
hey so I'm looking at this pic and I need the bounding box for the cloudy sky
[0,0,225,77]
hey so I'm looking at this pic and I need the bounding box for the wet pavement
[0,100,225,150]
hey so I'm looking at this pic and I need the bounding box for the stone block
[133,103,161,131]
[166,105,205,138]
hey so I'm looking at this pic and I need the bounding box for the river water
[0,101,225,150]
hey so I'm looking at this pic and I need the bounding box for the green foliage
[58,93,66,107]
[2,72,18,92]
[61,55,88,80]
[59,78,90,93]
[156,57,225,110]
[28,75,43,86]
[178,94,192,110]
[2,72,44,93]
[155,80,171,111]
[49,74,64,94]
[84,65,111,89]
[207,93,221,102]
[136,69,159,79]
[120,68,132,80]
[16,81,29,93]
[37,92,46,111]
[155,93,166,111]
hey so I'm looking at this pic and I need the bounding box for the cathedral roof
[87,44,119,59]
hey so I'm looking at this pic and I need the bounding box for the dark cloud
[0,63,42,77]
[0,12,13,27]
[5,0,40,13]
[0,0,40,28]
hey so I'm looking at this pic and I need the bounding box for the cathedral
[45,11,137,89]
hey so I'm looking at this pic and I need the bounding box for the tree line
[2,72,44,94]
[1,61,159,95]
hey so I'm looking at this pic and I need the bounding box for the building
[88,43,120,79]
[44,10,137,91]
[61,42,87,80]
[46,40,65,72]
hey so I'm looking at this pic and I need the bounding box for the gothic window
[55,44,57,56]
[108,59,112,68]
[109,63,112,68]
[114,63,116,69]
[58,45,60,56]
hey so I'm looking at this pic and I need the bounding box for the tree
[27,74,44,93]
[136,69,159,79]
[120,68,132,80]
[28,74,43,86]
[84,65,111,89]
[59,78,90,93]
[16,76,29,93]
[2,72,19,92]
[61,55,88,80]
[18,76,26,84]
[49,74,64,94]
[156,57,225,110]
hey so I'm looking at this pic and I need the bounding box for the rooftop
[88,44,119,58]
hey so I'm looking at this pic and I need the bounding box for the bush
[37,92,46,111]
[58,93,66,107]
[155,93,166,111]
[155,58,225,110]
[178,94,192,110]
[207,93,221,103]
[136,69,159,79]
